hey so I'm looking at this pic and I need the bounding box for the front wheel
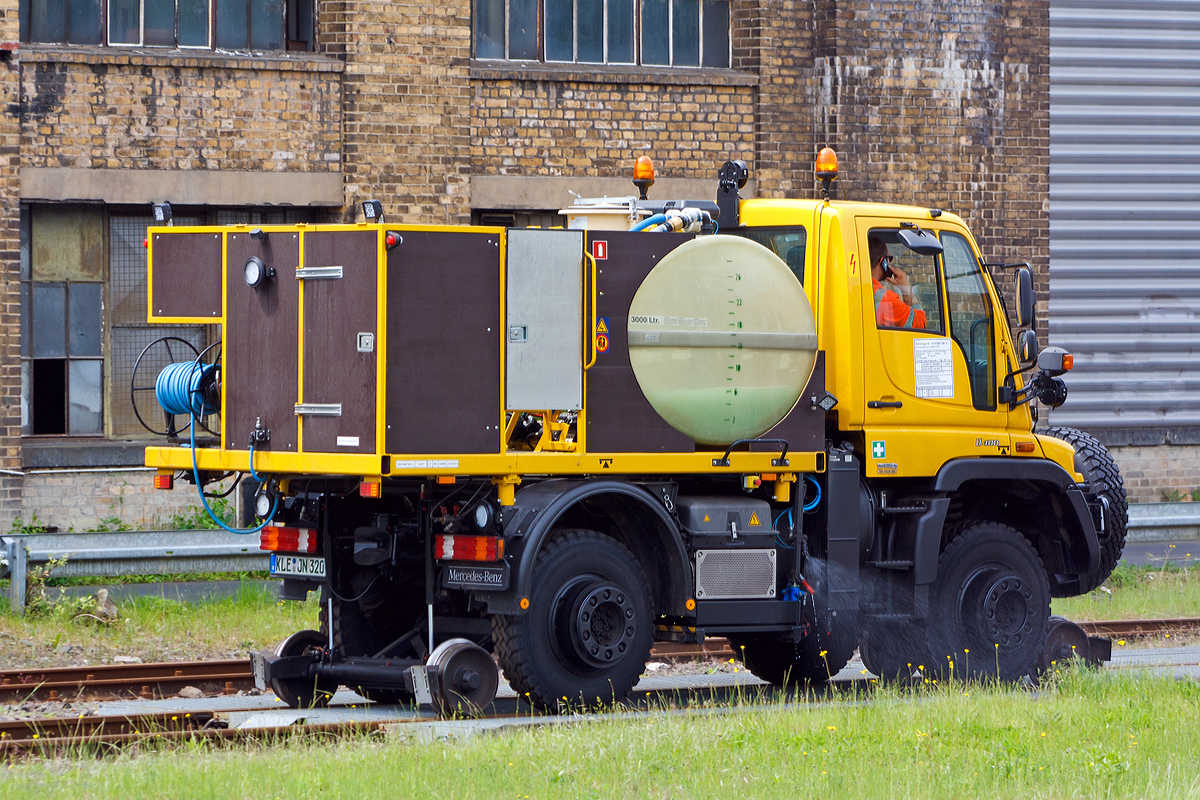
[925,521,1050,681]
[493,530,653,711]
[1037,426,1128,594]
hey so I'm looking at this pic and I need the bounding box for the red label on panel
[592,240,608,260]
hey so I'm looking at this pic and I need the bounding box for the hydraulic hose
[630,213,667,232]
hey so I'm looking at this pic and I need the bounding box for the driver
[869,237,926,329]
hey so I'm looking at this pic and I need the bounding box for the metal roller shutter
[1049,0,1200,432]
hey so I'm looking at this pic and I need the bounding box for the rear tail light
[153,473,174,490]
[359,480,381,498]
[435,534,504,562]
[260,525,318,554]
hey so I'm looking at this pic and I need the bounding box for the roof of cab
[737,197,968,230]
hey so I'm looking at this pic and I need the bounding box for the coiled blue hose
[156,359,276,535]
[803,474,822,512]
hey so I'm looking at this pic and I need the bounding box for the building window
[19,0,313,50]
[21,206,106,436]
[474,0,730,67]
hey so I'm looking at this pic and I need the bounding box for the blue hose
[803,474,822,512]
[630,213,667,232]
[157,359,276,534]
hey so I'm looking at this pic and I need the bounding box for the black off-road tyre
[492,530,653,711]
[320,592,414,705]
[859,622,932,681]
[731,626,856,686]
[925,521,1050,681]
[1037,426,1128,594]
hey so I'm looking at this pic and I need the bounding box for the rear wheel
[925,522,1050,681]
[493,530,653,711]
[1037,426,1128,594]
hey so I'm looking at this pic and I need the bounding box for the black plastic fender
[482,479,692,617]
[909,458,1101,616]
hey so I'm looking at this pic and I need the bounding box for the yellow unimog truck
[139,150,1123,713]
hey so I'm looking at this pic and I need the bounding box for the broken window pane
[69,360,103,435]
[20,361,31,436]
[32,283,66,359]
[32,359,66,435]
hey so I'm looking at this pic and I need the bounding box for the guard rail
[1,530,267,614]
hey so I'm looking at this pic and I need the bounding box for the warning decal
[748,512,761,526]
[596,317,609,333]
[596,333,610,353]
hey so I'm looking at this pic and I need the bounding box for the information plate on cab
[441,562,508,591]
[270,554,326,579]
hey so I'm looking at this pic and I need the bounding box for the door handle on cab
[868,400,903,409]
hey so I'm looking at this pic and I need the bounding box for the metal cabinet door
[505,229,584,411]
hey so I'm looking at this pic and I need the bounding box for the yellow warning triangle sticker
[749,512,761,526]
[596,318,609,333]
[703,514,710,522]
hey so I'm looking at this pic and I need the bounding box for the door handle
[868,400,903,409]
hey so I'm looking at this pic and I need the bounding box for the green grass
[3,670,1199,798]
[0,583,319,666]
[1054,563,1200,622]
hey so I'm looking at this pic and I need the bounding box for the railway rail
[2,618,1196,704]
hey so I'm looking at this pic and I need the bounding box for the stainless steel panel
[1049,0,1200,429]
[505,229,584,411]
[694,549,776,599]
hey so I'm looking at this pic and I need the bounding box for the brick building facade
[7,0,1118,533]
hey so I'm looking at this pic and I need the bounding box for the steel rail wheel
[269,630,336,709]
[493,530,653,711]
[925,522,1050,681]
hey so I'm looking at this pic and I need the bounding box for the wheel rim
[956,565,1036,651]
[550,576,637,671]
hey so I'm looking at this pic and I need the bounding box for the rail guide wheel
[426,638,499,717]
[269,630,336,709]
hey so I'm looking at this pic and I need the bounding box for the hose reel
[130,337,221,438]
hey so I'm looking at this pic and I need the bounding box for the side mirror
[1016,329,1038,365]
[1016,266,1035,328]
[896,228,944,256]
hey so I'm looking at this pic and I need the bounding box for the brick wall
[19,50,342,172]
[324,0,473,224]
[1108,445,1200,505]
[1,3,22,528]
[16,471,236,532]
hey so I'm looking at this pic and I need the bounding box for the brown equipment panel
[149,231,223,321]
[386,231,502,455]
[225,231,300,453]
[761,350,826,455]
[301,231,378,454]
[584,231,695,453]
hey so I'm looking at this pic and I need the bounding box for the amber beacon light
[633,156,656,200]
[816,147,839,201]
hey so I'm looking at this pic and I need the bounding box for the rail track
[2,616,1196,752]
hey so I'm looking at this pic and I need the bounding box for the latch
[508,325,528,343]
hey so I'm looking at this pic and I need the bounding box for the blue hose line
[189,413,276,535]
[156,361,219,418]
[630,213,667,232]
[803,474,822,512]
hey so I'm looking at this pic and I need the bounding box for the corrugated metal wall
[1049,0,1200,431]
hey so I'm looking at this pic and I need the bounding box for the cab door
[857,218,1010,478]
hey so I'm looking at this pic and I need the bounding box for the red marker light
[142,238,148,248]
[385,231,402,250]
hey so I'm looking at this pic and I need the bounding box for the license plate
[270,554,326,579]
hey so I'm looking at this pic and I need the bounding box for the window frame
[474,0,732,68]
[939,229,998,412]
[19,0,314,52]
[867,227,946,335]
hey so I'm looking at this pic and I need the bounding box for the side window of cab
[941,231,996,411]
[866,228,944,333]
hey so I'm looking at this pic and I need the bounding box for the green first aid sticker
[871,440,885,459]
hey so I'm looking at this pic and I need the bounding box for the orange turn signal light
[436,475,456,485]
[816,147,838,179]
[153,473,174,490]
[633,155,655,181]
[1015,441,1036,453]
[1062,354,1074,371]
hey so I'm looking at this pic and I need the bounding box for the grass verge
[1054,563,1200,622]
[2,669,1198,799]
